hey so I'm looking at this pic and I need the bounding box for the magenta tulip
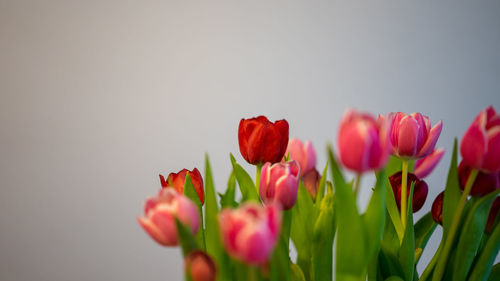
[218,203,281,264]
[137,188,200,246]
[414,148,445,178]
[388,112,443,159]
[337,109,391,173]
[285,138,317,177]
[259,160,300,210]
[460,106,500,172]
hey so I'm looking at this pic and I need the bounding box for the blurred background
[1,1,499,280]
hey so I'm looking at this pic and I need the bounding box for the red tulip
[388,112,443,159]
[259,160,300,210]
[414,148,445,178]
[431,191,444,225]
[486,197,500,234]
[185,250,217,281]
[160,168,204,204]
[460,106,500,172]
[218,203,281,264]
[137,188,200,246]
[389,171,429,212]
[238,116,289,165]
[285,138,317,177]
[337,109,391,173]
[458,161,500,196]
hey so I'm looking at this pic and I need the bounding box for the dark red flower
[458,160,500,196]
[486,197,500,234]
[389,171,429,213]
[238,116,289,165]
[431,191,444,225]
[160,168,204,204]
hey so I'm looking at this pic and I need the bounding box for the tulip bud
[218,203,281,264]
[238,116,289,165]
[414,148,445,178]
[284,138,317,177]
[137,188,200,246]
[458,161,500,196]
[302,168,321,200]
[389,171,429,213]
[460,105,500,172]
[160,168,204,204]
[486,197,500,234]
[185,250,217,281]
[259,161,300,210]
[388,112,443,159]
[337,109,391,173]
[431,191,444,225]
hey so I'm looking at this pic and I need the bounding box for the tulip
[458,161,500,196]
[486,197,500,234]
[389,171,429,213]
[137,188,200,246]
[337,109,391,173]
[184,250,217,281]
[388,112,443,159]
[302,168,320,200]
[160,168,204,204]
[431,191,444,225]
[285,138,317,177]
[259,161,300,210]
[218,203,281,264]
[238,116,289,165]
[460,105,500,172]
[414,148,445,178]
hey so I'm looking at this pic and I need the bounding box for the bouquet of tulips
[137,106,500,281]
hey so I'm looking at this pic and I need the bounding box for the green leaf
[487,263,500,281]
[271,210,293,281]
[385,276,405,281]
[316,162,329,205]
[379,245,405,279]
[229,154,260,202]
[453,189,500,281]
[386,156,403,178]
[414,212,437,263]
[363,169,387,262]
[468,220,500,281]
[184,174,206,250]
[398,182,415,281]
[220,170,237,208]
[291,263,307,281]
[442,139,461,238]
[312,191,335,281]
[383,173,404,243]
[327,144,367,279]
[175,218,199,256]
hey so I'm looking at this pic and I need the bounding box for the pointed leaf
[220,170,237,208]
[469,221,500,281]
[184,174,206,250]
[414,212,437,262]
[229,154,260,202]
[316,162,329,205]
[398,182,415,281]
[312,191,335,281]
[175,218,199,256]
[363,169,387,261]
[442,139,461,238]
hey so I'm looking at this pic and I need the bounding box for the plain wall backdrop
[1,1,499,280]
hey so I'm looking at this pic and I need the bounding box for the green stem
[431,169,479,281]
[401,160,409,229]
[256,164,262,191]
[353,173,362,196]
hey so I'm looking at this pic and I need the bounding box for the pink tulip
[389,112,443,159]
[337,109,392,173]
[460,106,500,172]
[284,138,317,177]
[218,203,281,264]
[184,250,217,281]
[414,148,445,178]
[137,188,200,246]
[259,160,300,210]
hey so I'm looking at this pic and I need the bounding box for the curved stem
[431,168,479,281]
[401,160,409,229]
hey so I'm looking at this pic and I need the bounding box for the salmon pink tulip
[285,138,317,177]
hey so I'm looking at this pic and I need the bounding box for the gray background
[1,1,499,280]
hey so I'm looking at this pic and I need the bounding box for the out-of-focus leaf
[175,218,199,256]
[229,154,260,202]
[271,210,292,281]
[328,145,366,280]
[386,156,403,178]
[442,139,461,238]
[414,212,437,263]
[315,162,329,206]
[487,263,500,281]
[379,245,405,279]
[291,263,306,281]
[398,182,415,281]
[363,169,386,261]
[385,276,405,281]
[184,174,206,250]
[312,191,335,281]
[220,170,237,208]
[456,190,500,281]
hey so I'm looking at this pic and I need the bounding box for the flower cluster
[137,106,500,281]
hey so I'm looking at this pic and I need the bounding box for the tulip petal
[304,141,317,175]
[238,228,273,264]
[275,175,299,210]
[414,148,445,178]
[137,216,171,246]
[150,209,178,246]
[396,115,420,157]
[482,127,500,172]
[339,122,370,172]
[418,120,443,158]
[460,123,487,169]
[274,120,290,163]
